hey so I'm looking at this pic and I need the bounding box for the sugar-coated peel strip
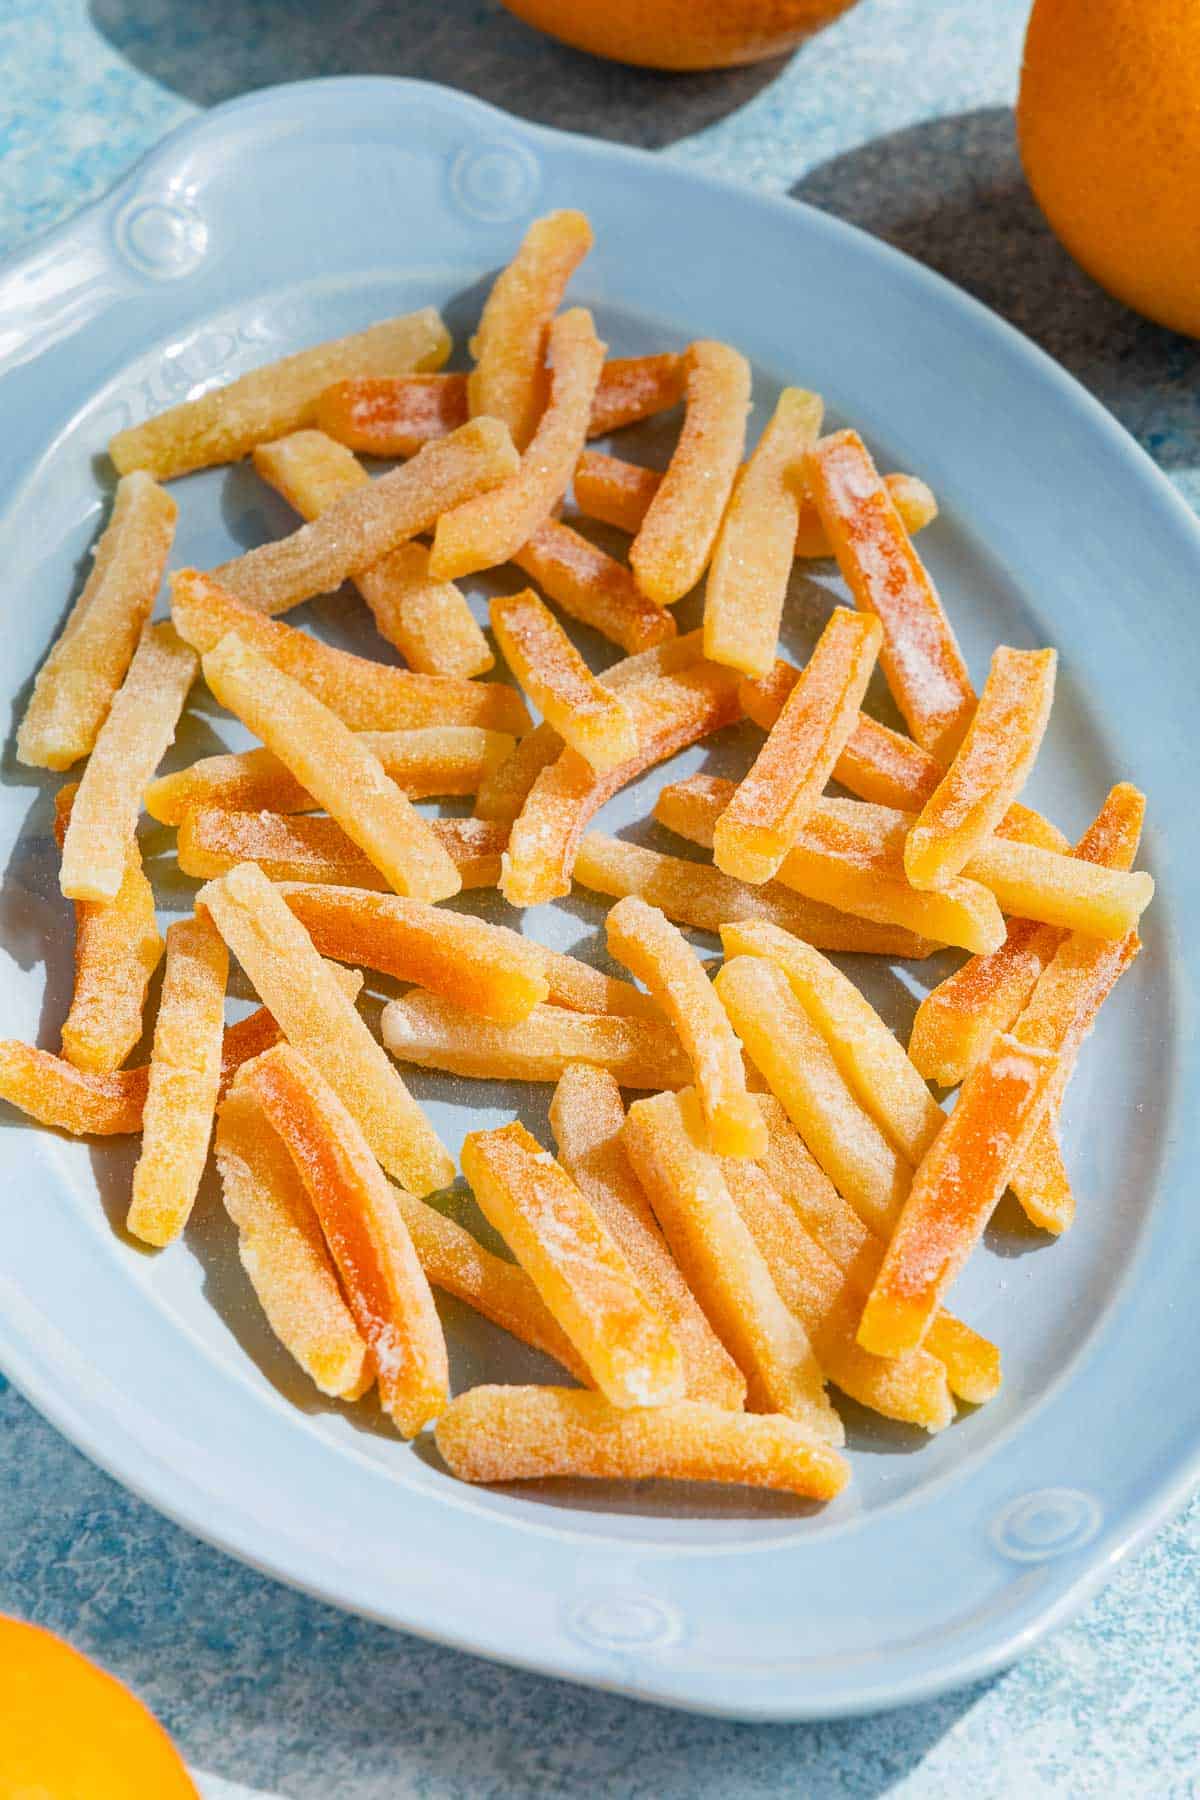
[574,834,937,958]
[435,1386,849,1498]
[857,1032,1060,1356]
[211,417,519,613]
[575,449,938,559]
[215,1086,373,1399]
[252,431,493,678]
[490,587,637,773]
[18,474,178,771]
[1011,1112,1074,1235]
[275,884,550,1024]
[177,807,506,893]
[239,1043,448,1436]
[202,632,462,902]
[721,923,945,1166]
[722,1159,954,1432]
[381,991,691,1089]
[462,1120,684,1409]
[512,518,676,656]
[500,661,742,907]
[219,963,363,1096]
[147,726,514,824]
[909,782,1146,1085]
[316,373,469,457]
[716,956,913,1238]
[703,388,824,678]
[109,308,450,479]
[713,608,883,884]
[967,836,1152,939]
[0,1043,149,1136]
[432,309,605,580]
[549,1065,746,1409]
[126,915,228,1247]
[629,342,752,607]
[622,1088,843,1443]
[654,777,997,954]
[752,1093,1000,1404]
[606,896,765,1158]
[53,784,163,1075]
[199,861,454,1195]
[59,623,198,904]
[805,429,975,761]
[467,209,594,451]
[586,352,685,436]
[905,646,1057,889]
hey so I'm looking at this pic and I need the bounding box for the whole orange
[0,1615,198,1798]
[1018,0,1200,337]
[499,0,860,71]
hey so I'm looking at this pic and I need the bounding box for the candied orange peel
[512,518,676,655]
[490,587,637,772]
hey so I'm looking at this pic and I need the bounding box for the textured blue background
[3,2,1199,1792]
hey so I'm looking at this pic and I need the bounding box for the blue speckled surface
[3,1,1199,1790]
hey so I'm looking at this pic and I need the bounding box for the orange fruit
[1018,0,1200,337]
[0,1615,198,1798]
[499,0,859,71]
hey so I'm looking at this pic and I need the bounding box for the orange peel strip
[219,963,363,1096]
[715,955,913,1238]
[905,646,1058,889]
[723,1158,953,1431]
[59,623,198,903]
[794,471,938,558]
[713,607,883,883]
[0,1042,148,1135]
[606,895,765,1158]
[177,807,506,893]
[629,342,751,606]
[467,209,594,452]
[381,990,690,1088]
[202,631,462,901]
[435,1386,849,1498]
[574,832,936,957]
[210,417,519,613]
[53,783,164,1075]
[215,1085,373,1399]
[968,836,1152,939]
[198,860,454,1195]
[18,474,178,771]
[252,430,493,678]
[238,1042,448,1436]
[109,308,450,479]
[857,1032,1060,1356]
[462,1120,684,1408]
[550,1064,746,1409]
[805,429,975,761]
[586,352,685,436]
[432,309,605,580]
[703,387,824,677]
[621,1088,842,1442]
[315,373,469,457]
[171,569,529,734]
[512,518,676,656]
[490,587,637,772]
[127,914,228,1247]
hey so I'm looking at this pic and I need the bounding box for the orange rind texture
[621,1087,843,1443]
[18,473,177,771]
[435,1386,849,1499]
[202,631,462,902]
[462,1119,685,1408]
[966,836,1153,938]
[712,607,882,883]
[127,914,228,1247]
[211,417,519,612]
[805,429,975,762]
[58,623,197,903]
[176,807,506,893]
[703,387,824,678]
[198,860,454,1195]
[315,373,469,457]
[0,1042,149,1136]
[606,895,765,1159]
[549,1064,746,1409]
[490,588,637,772]
[587,352,685,436]
[512,518,676,655]
[433,309,605,579]
[109,308,450,479]
[238,1042,448,1436]
[629,341,752,606]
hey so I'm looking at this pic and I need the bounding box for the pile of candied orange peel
[4,210,1154,1502]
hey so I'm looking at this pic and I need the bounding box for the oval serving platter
[0,76,1195,1721]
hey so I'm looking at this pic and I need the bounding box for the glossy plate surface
[0,77,1194,1720]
